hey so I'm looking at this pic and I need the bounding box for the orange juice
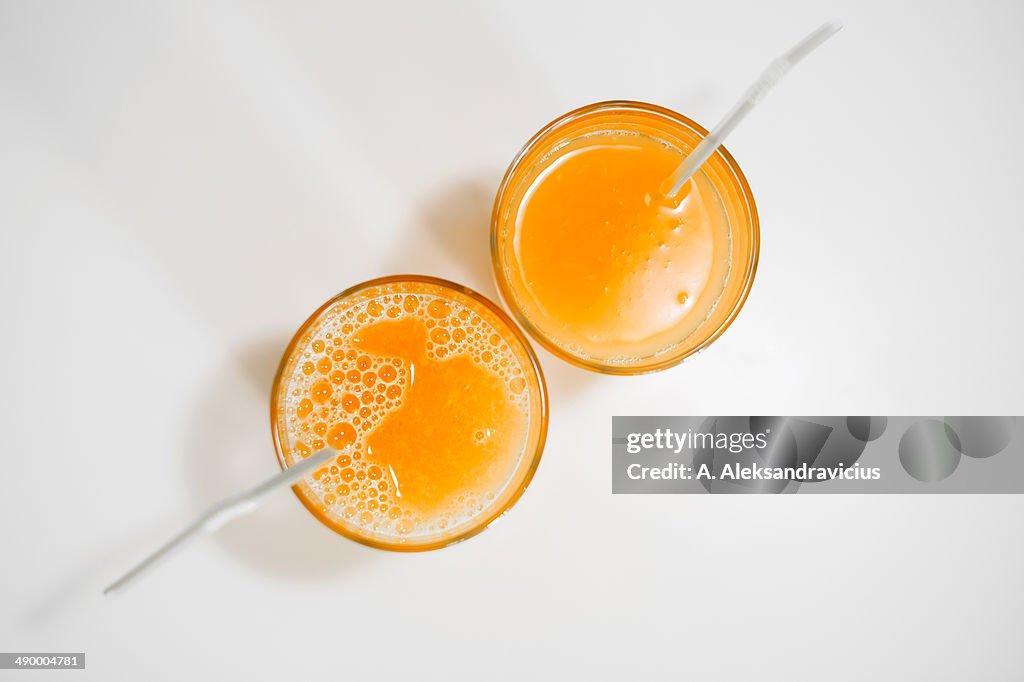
[492,101,759,373]
[271,276,547,550]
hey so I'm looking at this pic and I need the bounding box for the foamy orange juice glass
[491,101,759,374]
[271,276,547,551]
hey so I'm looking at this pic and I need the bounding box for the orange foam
[276,284,534,545]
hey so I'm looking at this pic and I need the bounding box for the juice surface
[274,280,540,548]
[505,130,732,365]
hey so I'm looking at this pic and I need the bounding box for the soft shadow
[419,173,501,300]
[533,345,601,402]
[20,519,180,628]
[381,170,500,298]
[183,333,373,582]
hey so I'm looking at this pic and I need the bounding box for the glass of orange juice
[491,101,759,374]
[271,276,548,551]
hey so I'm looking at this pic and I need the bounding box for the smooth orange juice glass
[491,101,759,374]
[271,276,548,551]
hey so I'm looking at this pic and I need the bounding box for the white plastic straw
[662,21,842,199]
[104,448,337,595]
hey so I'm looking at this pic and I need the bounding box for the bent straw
[661,21,842,199]
[104,448,337,595]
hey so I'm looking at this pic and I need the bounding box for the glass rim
[269,274,549,552]
[490,100,760,375]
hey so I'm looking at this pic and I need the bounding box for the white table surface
[2,1,1023,679]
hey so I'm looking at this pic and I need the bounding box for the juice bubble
[427,300,451,318]
[310,379,332,403]
[327,423,356,449]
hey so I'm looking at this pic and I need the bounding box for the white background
[2,1,1023,679]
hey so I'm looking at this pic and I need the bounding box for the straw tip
[823,19,844,35]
